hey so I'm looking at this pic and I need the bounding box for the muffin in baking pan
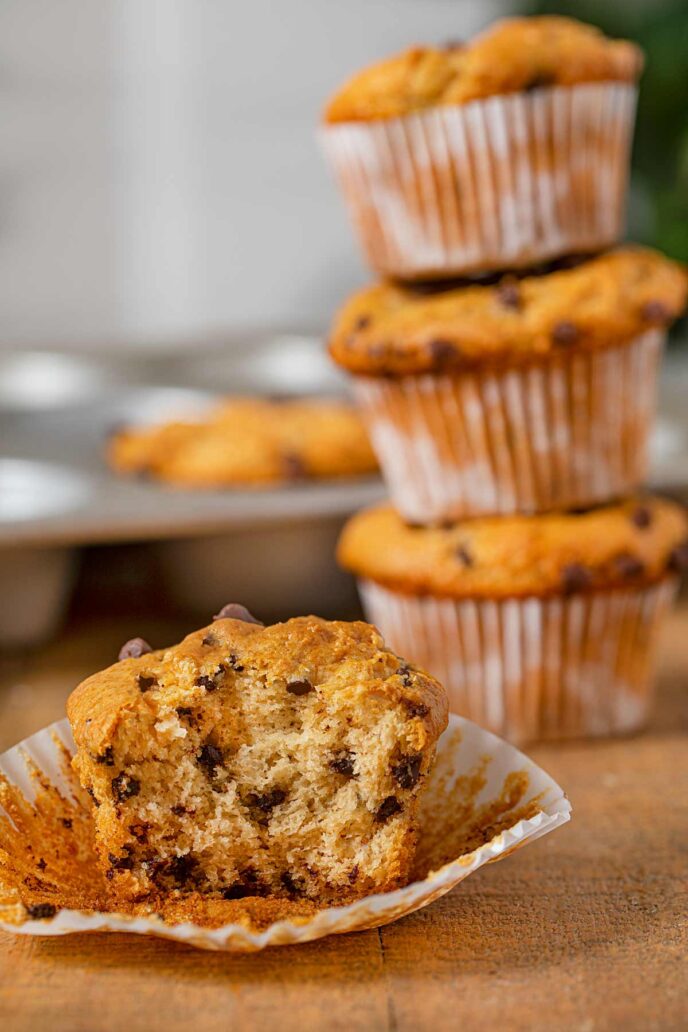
[330,247,688,522]
[322,16,643,278]
[67,607,447,905]
[338,497,688,744]
[108,396,378,487]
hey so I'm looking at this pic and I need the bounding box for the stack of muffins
[321,16,688,744]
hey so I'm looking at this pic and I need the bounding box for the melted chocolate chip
[168,854,198,886]
[614,553,645,579]
[176,706,193,718]
[201,633,217,647]
[456,544,473,567]
[525,72,554,92]
[391,754,423,790]
[428,339,456,366]
[561,563,591,594]
[348,865,359,884]
[171,804,188,816]
[282,452,307,480]
[61,818,73,829]
[398,665,414,688]
[354,314,371,331]
[197,744,224,779]
[642,299,671,323]
[25,903,56,920]
[329,751,356,778]
[669,541,688,572]
[118,637,152,661]
[551,321,579,347]
[137,673,157,694]
[111,773,141,803]
[281,872,304,897]
[227,653,244,672]
[37,858,46,871]
[195,666,226,692]
[631,506,652,529]
[221,868,265,899]
[95,747,114,767]
[403,698,429,718]
[213,603,264,625]
[108,852,134,872]
[86,787,100,807]
[129,822,150,844]
[245,788,287,820]
[375,796,403,823]
[286,678,314,696]
[496,279,521,310]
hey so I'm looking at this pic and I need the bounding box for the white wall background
[0,0,510,348]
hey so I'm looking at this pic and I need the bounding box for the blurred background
[1,0,688,745]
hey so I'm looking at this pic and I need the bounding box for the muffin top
[67,613,448,760]
[338,498,688,599]
[324,17,642,123]
[108,397,378,486]
[329,248,688,376]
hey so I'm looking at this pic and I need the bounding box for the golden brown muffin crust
[324,17,642,123]
[338,498,688,600]
[329,248,688,376]
[108,397,378,486]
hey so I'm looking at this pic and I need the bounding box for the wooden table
[1,608,687,1032]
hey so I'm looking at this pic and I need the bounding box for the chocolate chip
[201,633,217,647]
[428,339,456,366]
[176,706,193,718]
[111,773,141,803]
[281,872,304,897]
[561,563,591,594]
[25,903,56,920]
[354,314,371,331]
[195,666,226,692]
[95,747,114,767]
[348,865,359,884]
[86,787,100,807]
[614,553,645,579]
[213,603,264,625]
[669,541,688,572]
[329,751,356,778]
[391,754,423,790]
[118,637,152,661]
[282,452,307,480]
[37,858,46,872]
[551,321,579,347]
[171,804,188,816]
[227,653,244,672]
[286,678,314,696]
[197,744,224,778]
[456,544,473,567]
[137,673,157,693]
[642,299,671,323]
[168,854,198,886]
[403,698,429,718]
[108,852,134,872]
[129,822,150,844]
[61,818,73,829]
[525,72,554,92]
[375,796,403,823]
[221,868,265,899]
[245,788,287,819]
[496,279,521,310]
[631,506,652,529]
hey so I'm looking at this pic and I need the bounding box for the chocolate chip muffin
[321,16,643,277]
[108,397,378,487]
[329,248,688,522]
[338,498,688,744]
[67,609,447,904]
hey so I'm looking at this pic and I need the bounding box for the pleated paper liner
[0,714,570,951]
[360,578,677,746]
[322,82,636,279]
[354,330,663,523]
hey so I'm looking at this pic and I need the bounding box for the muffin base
[322,82,636,279]
[354,330,663,522]
[360,577,677,744]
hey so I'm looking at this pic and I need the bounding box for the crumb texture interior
[67,617,447,905]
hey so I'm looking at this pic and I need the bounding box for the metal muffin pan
[1,335,687,648]
[0,335,384,646]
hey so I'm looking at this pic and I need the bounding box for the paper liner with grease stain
[0,714,571,952]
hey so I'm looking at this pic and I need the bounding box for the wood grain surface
[1,607,687,1032]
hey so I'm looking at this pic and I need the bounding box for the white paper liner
[322,82,637,278]
[360,578,677,745]
[354,330,663,522]
[0,714,570,951]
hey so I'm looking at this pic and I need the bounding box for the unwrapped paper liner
[0,715,570,951]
